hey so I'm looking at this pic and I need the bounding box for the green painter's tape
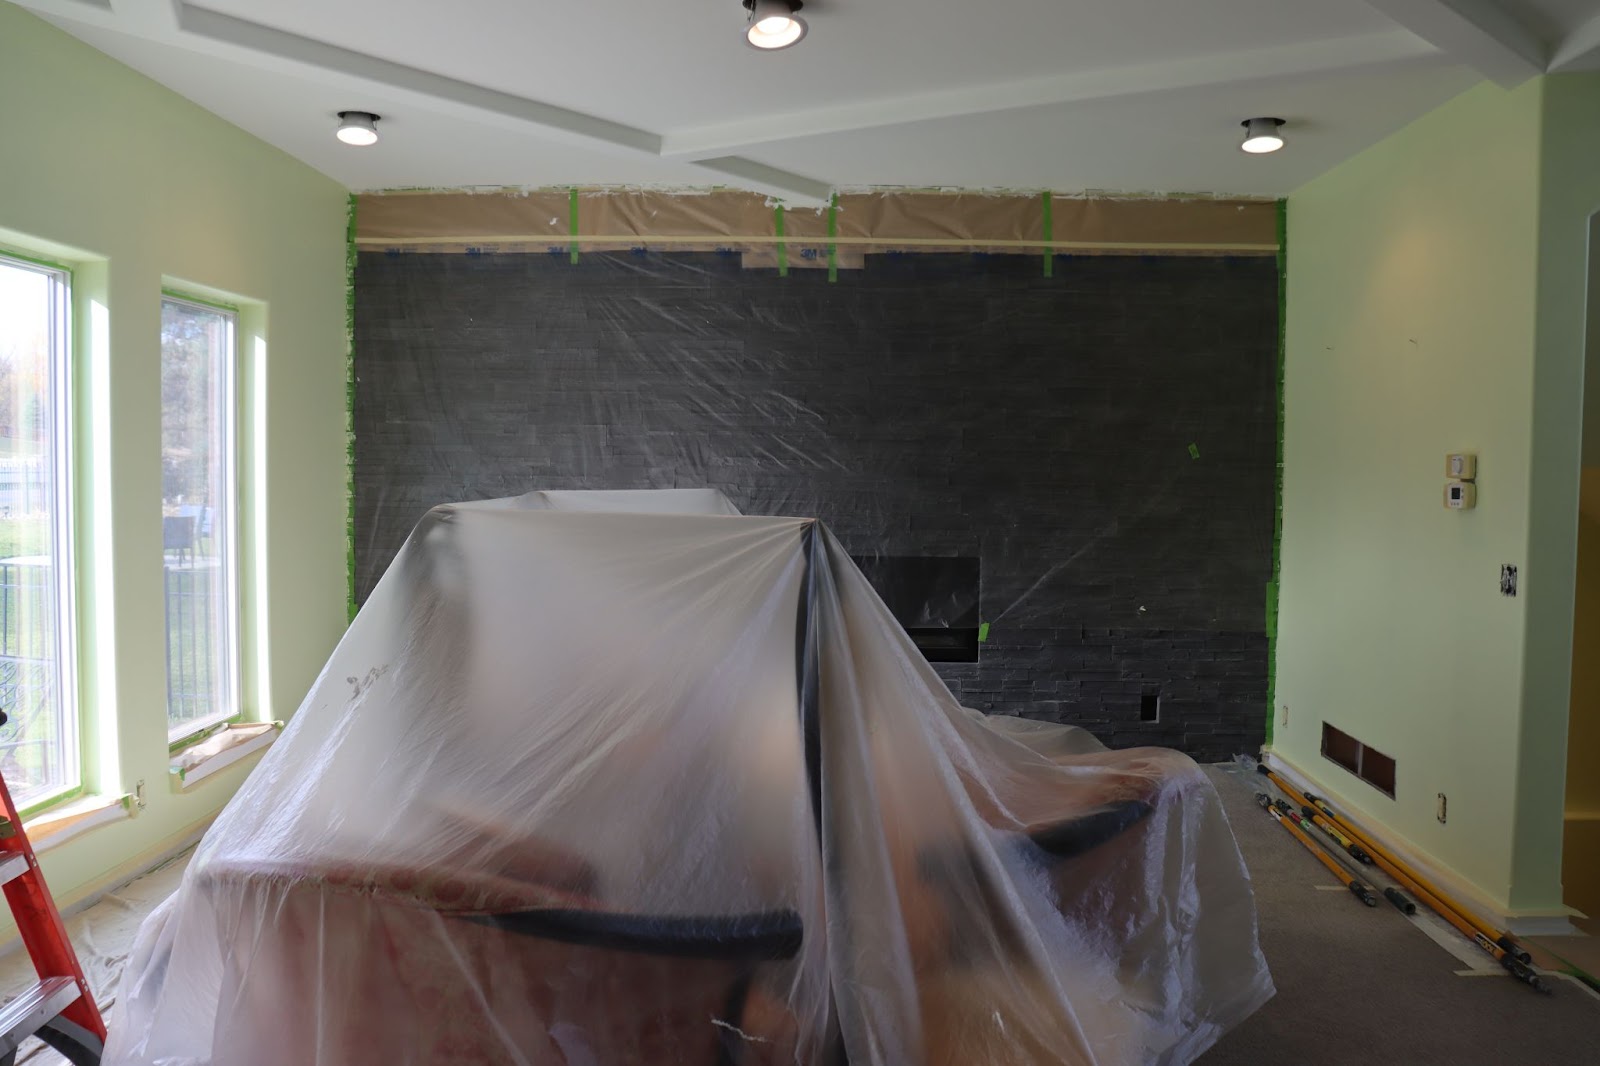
[569,188,580,264]
[977,622,991,643]
[1264,198,1287,746]
[1264,578,1278,744]
[161,288,239,314]
[827,193,839,283]
[775,205,788,277]
[17,786,85,822]
[346,194,359,622]
[1041,192,1054,278]
[1188,443,1201,459]
[0,246,74,276]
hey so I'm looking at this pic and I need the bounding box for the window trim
[160,293,242,744]
[0,252,82,811]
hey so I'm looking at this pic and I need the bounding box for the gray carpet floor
[5,766,1595,1064]
[1198,763,1600,1065]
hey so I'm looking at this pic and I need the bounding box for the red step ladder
[0,731,106,1066]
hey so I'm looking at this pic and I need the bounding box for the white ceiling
[16,0,1600,205]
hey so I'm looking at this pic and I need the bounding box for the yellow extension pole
[1260,798,1377,906]
[1263,768,1527,962]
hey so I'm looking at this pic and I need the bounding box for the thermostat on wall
[1444,480,1477,510]
[1445,452,1477,480]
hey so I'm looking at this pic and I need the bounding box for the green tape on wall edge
[775,204,788,278]
[569,188,580,264]
[345,193,358,623]
[1265,197,1287,745]
[827,193,839,283]
[1041,192,1054,278]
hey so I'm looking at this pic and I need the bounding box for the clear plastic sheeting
[106,491,1272,1066]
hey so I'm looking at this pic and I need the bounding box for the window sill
[168,716,243,754]
[169,722,280,791]
[22,794,133,854]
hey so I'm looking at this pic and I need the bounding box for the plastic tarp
[107,490,1272,1066]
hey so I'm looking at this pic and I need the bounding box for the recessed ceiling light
[744,0,807,50]
[1240,117,1285,155]
[336,111,381,147]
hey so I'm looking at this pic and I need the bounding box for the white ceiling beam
[660,29,1442,161]
[12,0,116,21]
[177,5,665,155]
[176,5,834,202]
[1549,11,1600,72]
[110,0,180,32]
[690,158,832,207]
[1363,0,1546,86]
[14,0,834,204]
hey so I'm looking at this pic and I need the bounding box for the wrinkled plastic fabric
[106,490,1272,1066]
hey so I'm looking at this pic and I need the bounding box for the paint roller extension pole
[1384,887,1417,915]
[1256,766,1373,864]
[1304,789,1538,970]
[1295,777,1530,963]
[1300,805,1374,865]
[1262,769,1506,938]
[1260,769,1544,989]
[1255,793,1378,906]
[1265,792,1414,913]
[1271,797,1372,864]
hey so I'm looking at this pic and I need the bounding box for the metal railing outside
[0,559,224,796]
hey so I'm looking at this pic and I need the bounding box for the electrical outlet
[1280,704,1289,728]
[1437,793,1447,824]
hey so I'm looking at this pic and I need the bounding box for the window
[161,297,238,739]
[0,255,78,807]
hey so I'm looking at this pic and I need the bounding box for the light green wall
[0,6,348,914]
[1277,80,1552,913]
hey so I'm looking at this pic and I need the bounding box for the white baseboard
[1261,750,1579,934]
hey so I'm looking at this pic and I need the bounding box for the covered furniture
[106,489,1272,1066]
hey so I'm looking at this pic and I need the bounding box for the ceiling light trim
[744,0,807,51]
[1240,117,1285,154]
[336,110,380,146]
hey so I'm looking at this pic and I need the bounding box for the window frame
[159,293,242,744]
[0,251,82,812]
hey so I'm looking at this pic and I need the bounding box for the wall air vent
[1321,722,1396,798]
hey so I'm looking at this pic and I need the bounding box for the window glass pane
[0,257,76,805]
[161,299,237,737]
